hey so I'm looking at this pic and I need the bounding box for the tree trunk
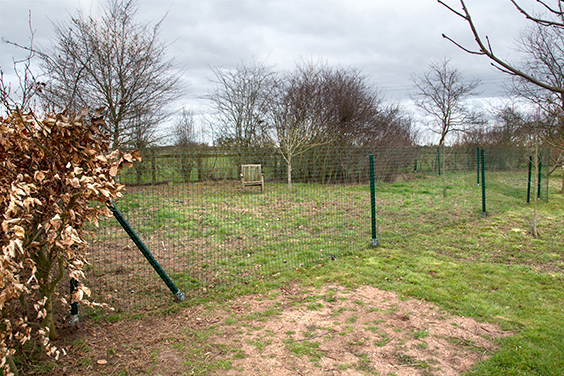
[135,164,143,184]
[197,154,203,182]
[180,151,192,183]
[287,157,292,191]
[6,354,18,376]
[41,293,58,341]
[36,255,65,342]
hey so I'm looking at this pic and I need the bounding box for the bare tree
[439,0,564,193]
[316,66,379,145]
[39,0,182,150]
[309,64,418,183]
[313,65,416,146]
[411,57,482,196]
[1,13,45,113]
[174,108,198,147]
[439,0,564,94]
[510,22,564,191]
[494,106,535,147]
[264,61,335,190]
[459,106,533,147]
[173,108,203,182]
[207,58,417,188]
[354,104,417,147]
[263,61,418,188]
[207,59,276,166]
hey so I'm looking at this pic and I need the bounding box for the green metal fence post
[537,154,542,200]
[107,201,185,302]
[481,148,486,217]
[70,278,79,326]
[477,147,480,185]
[369,155,378,246]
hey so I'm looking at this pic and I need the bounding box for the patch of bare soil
[51,284,511,376]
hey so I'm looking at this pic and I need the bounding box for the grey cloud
[1,0,537,110]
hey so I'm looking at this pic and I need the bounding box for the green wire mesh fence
[85,145,551,310]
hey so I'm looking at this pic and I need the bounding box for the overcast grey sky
[0,0,540,117]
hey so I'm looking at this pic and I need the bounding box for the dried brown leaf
[34,171,45,182]
[131,149,142,161]
[109,165,119,177]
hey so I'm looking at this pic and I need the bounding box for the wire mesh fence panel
[85,145,551,310]
[477,147,550,206]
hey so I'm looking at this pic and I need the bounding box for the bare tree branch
[536,0,564,15]
[509,0,564,27]
[1,11,46,112]
[39,0,183,149]
[439,0,564,94]
[411,57,482,196]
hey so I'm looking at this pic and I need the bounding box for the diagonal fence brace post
[106,201,185,302]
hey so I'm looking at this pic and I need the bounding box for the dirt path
[53,284,512,376]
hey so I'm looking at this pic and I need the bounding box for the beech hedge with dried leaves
[0,108,140,375]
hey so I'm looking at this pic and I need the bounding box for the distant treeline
[119,145,550,186]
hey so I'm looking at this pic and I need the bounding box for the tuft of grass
[285,340,321,362]
[346,315,359,324]
[412,330,429,340]
[246,338,272,353]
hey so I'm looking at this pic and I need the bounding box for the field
[29,170,564,375]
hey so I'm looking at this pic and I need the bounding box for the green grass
[412,330,429,340]
[86,170,564,375]
[303,179,564,375]
[284,339,322,361]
